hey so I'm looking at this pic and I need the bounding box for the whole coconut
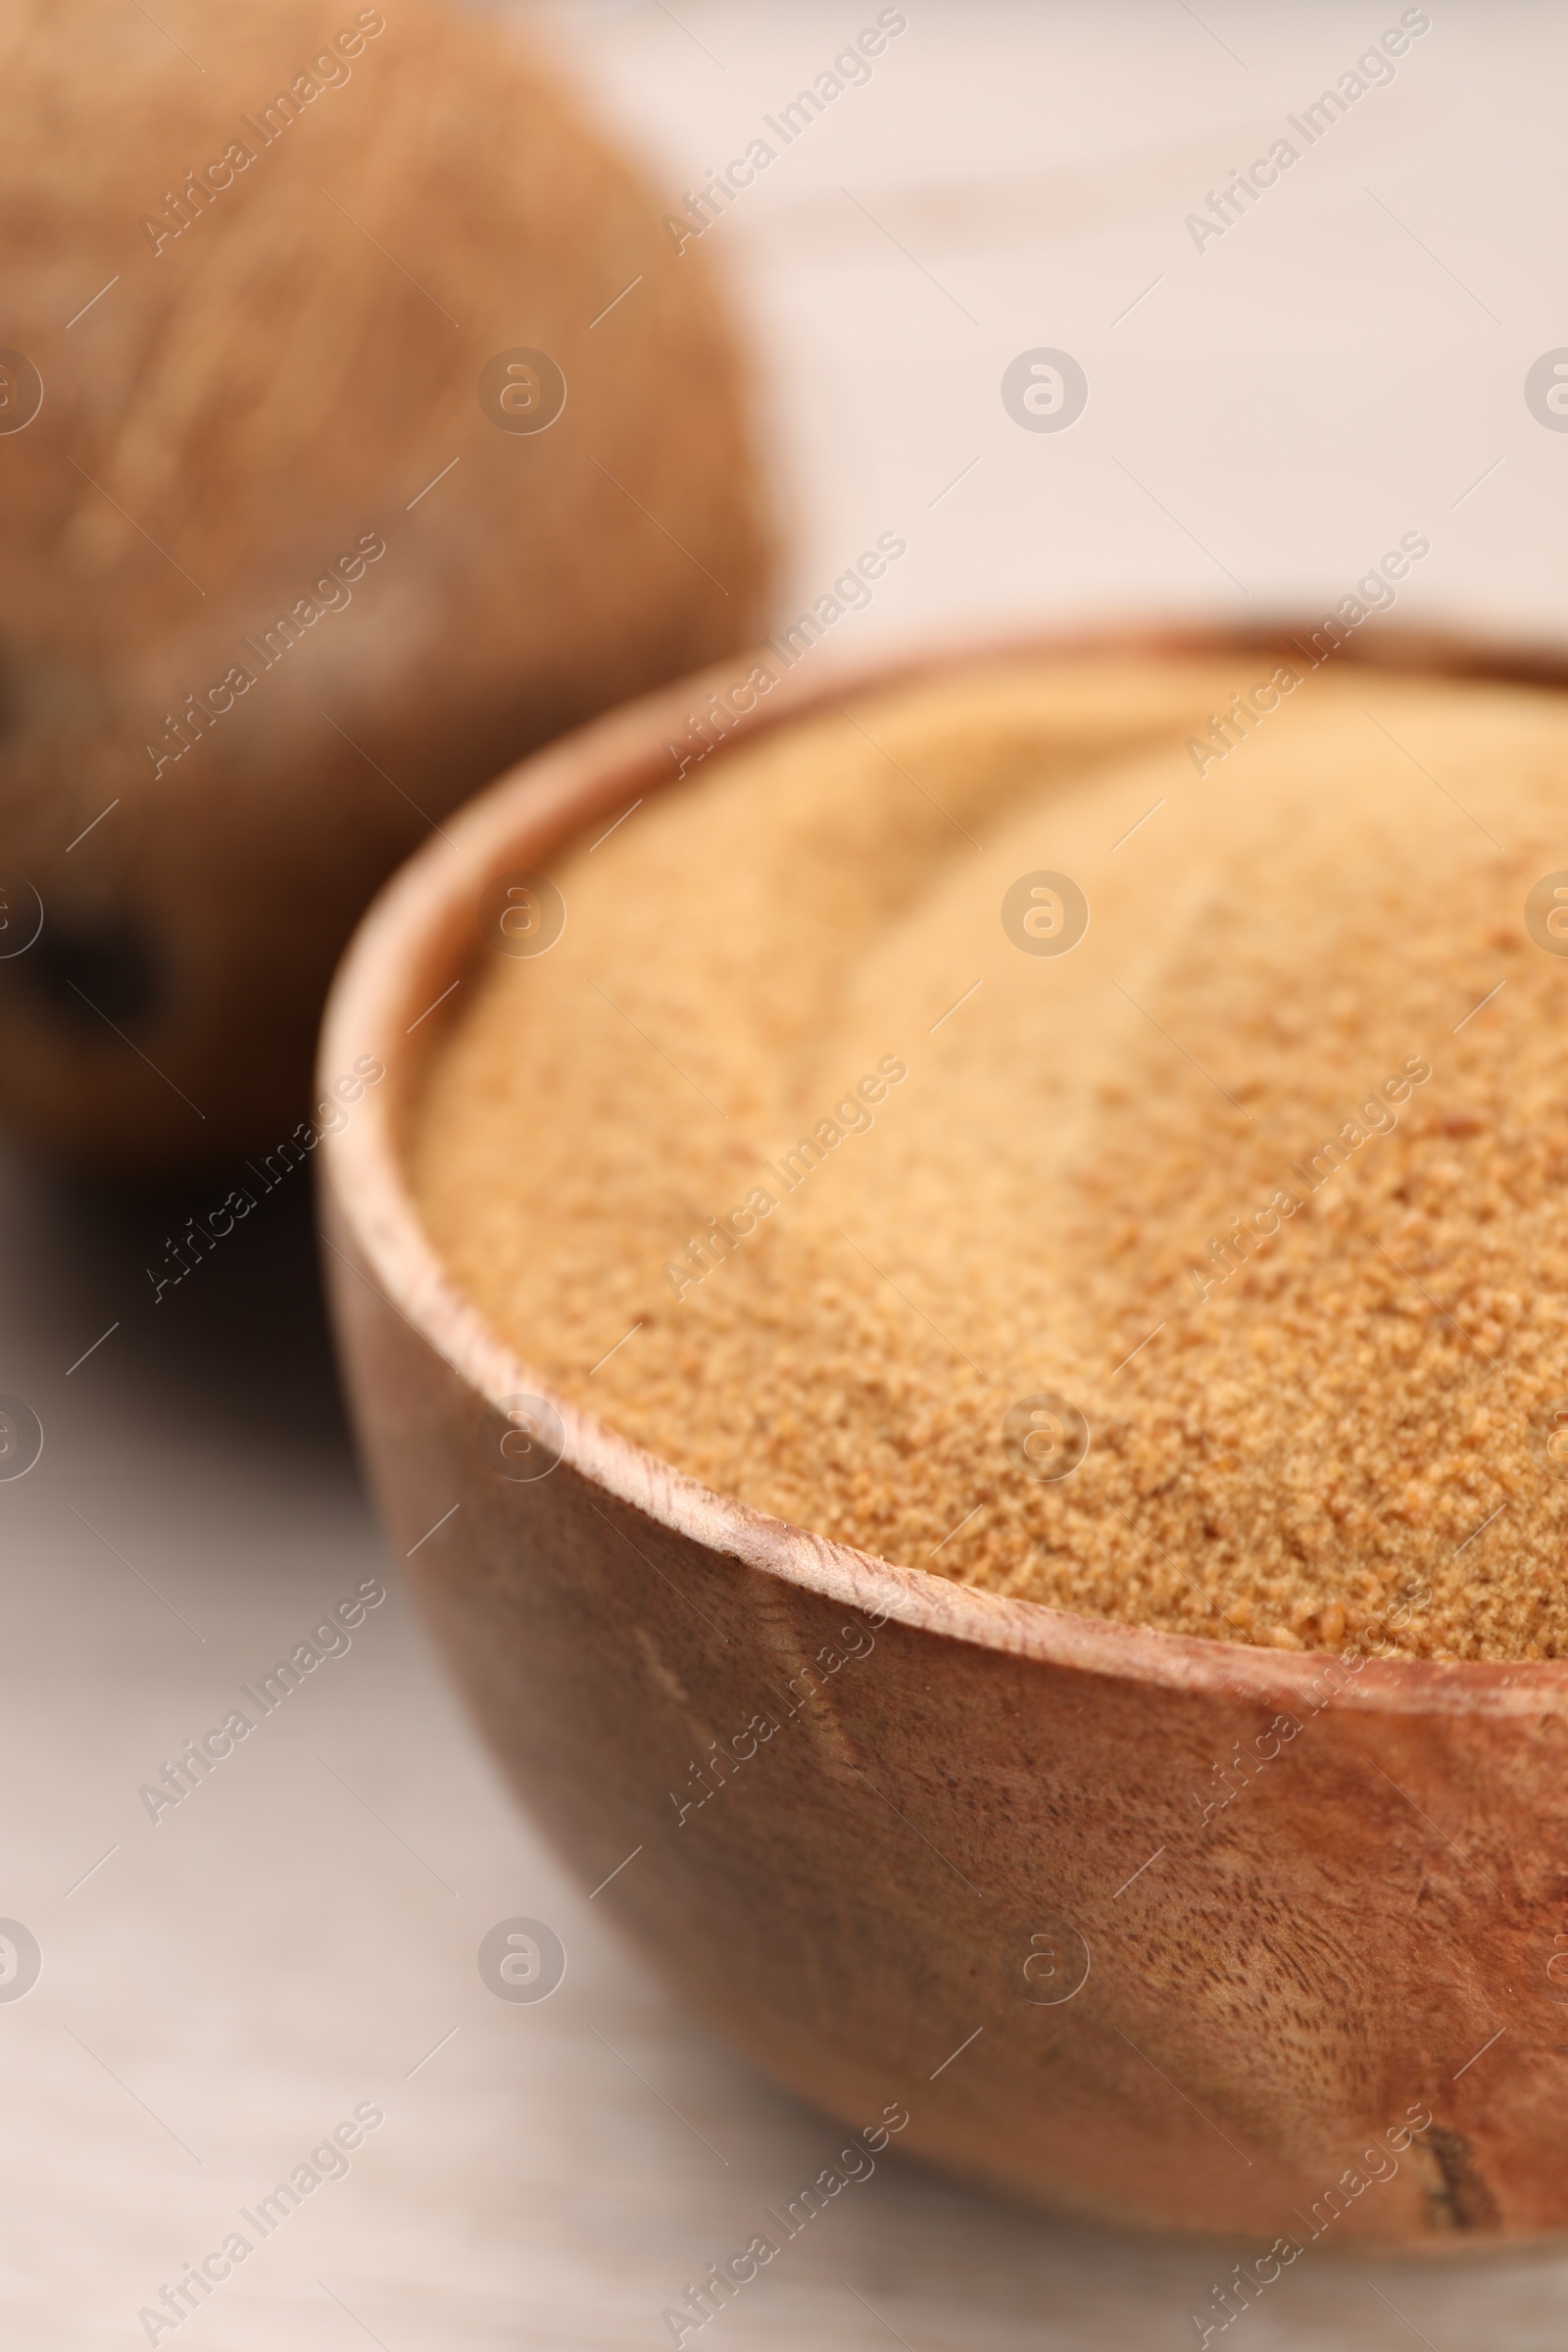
[0,0,771,1170]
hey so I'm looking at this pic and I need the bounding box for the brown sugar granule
[408,654,1568,1660]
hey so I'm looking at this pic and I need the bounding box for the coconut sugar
[409,654,1568,1661]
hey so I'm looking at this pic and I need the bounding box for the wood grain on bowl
[319,626,1568,2246]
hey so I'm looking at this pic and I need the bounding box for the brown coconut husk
[0,0,773,1170]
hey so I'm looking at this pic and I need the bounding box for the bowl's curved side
[323,1200,1568,2245]
[318,621,1568,2244]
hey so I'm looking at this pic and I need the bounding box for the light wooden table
[6,2,1568,2342]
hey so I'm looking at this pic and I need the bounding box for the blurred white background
[6,4,1568,2345]
[547,0,1568,653]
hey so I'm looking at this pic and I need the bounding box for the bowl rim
[319,615,1568,1721]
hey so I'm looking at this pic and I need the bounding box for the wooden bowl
[318,625,1568,2252]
